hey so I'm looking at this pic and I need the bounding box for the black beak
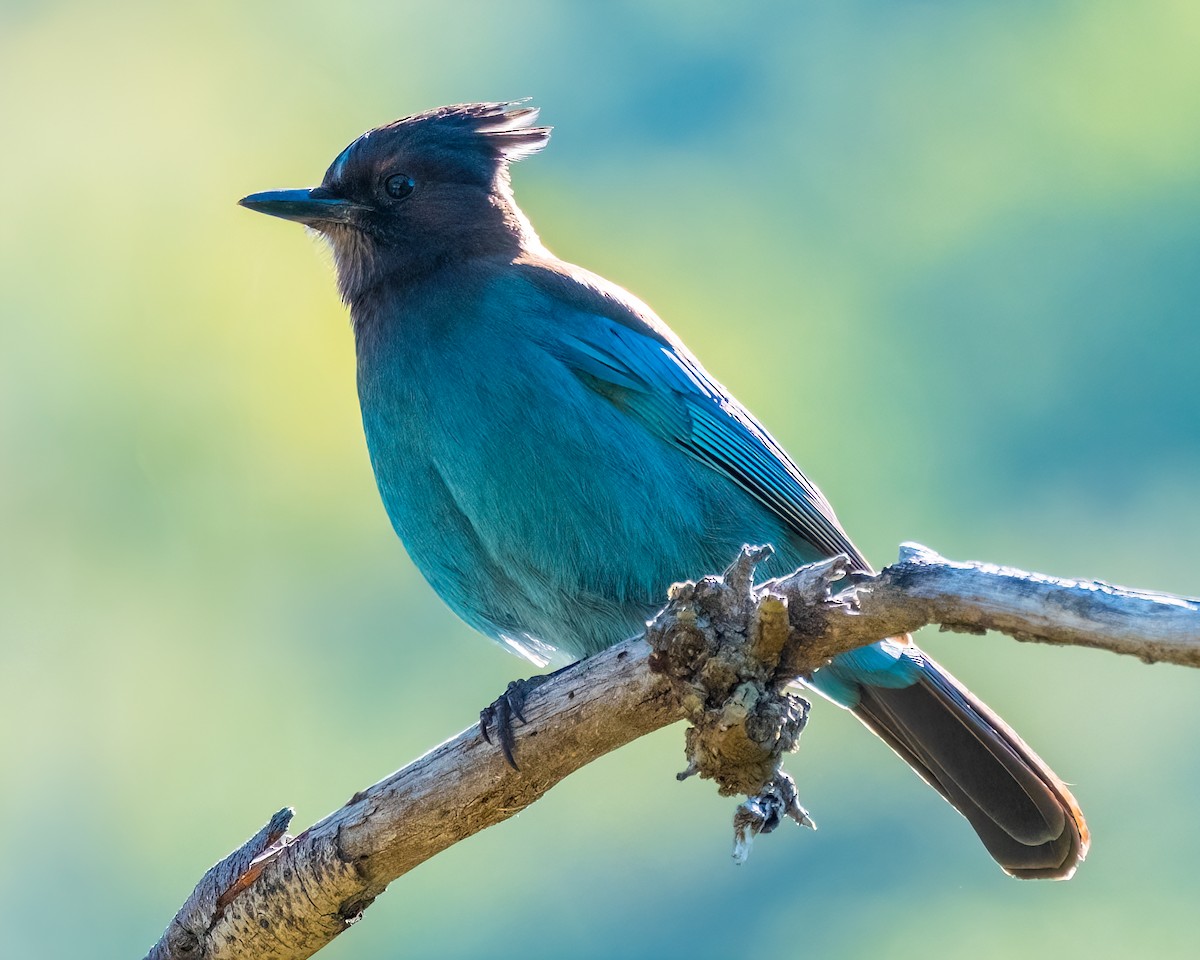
[238,187,364,225]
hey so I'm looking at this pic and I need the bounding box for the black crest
[323,101,552,192]
[396,101,552,161]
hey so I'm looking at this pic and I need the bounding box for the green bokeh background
[3,2,1199,957]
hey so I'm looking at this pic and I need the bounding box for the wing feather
[553,317,866,568]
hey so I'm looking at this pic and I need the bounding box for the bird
[240,101,1088,879]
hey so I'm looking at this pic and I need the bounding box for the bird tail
[850,645,1089,879]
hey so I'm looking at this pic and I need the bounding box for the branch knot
[647,546,810,797]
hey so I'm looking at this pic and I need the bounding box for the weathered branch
[145,544,1199,960]
[774,542,1200,673]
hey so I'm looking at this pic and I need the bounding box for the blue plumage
[240,101,1088,878]
[359,257,865,676]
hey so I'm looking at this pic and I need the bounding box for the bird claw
[479,676,548,769]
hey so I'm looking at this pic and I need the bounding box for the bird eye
[383,174,415,200]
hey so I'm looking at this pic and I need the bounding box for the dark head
[240,101,551,304]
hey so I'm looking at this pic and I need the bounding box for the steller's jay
[241,102,1088,879]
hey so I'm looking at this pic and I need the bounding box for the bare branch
[145,544,1199,960]
[771,542,1200,675]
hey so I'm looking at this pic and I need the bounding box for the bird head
[240,102,551,302]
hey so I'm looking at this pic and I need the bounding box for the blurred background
[2,1,1198,957]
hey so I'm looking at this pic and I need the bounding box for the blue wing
[535,286,866,568]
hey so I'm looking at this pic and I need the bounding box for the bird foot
[479,675,551,769]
